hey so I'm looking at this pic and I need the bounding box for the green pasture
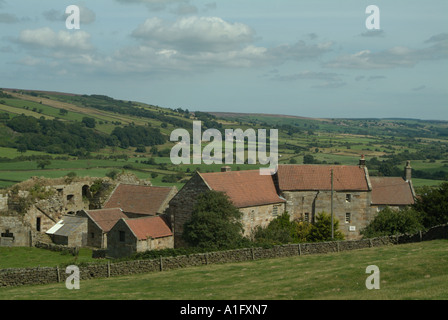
[0,247,98,269]
[0,240,446,300]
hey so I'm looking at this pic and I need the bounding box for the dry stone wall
[1,225,447,288]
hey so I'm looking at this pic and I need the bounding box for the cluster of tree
[303,154,322,164]
[0,90,13,99]
[253,212,344,245]
[110,125,166,148]
[5,115,167,155]
[361,182,448,238]
[6,115,109,154]
[368,155,448,180]
[194,111,222,130]
[79,94,192,129]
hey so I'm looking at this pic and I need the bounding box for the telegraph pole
[331,169,334,240]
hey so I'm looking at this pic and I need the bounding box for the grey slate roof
[46,216,86,237]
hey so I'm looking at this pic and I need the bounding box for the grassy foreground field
[0,240,447,300]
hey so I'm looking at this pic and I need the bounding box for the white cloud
[132,16,255,53]
[325,33,448,69]
[18,27,94,52]
[115,16,333,74]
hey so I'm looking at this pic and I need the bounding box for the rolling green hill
[0,88,447,190]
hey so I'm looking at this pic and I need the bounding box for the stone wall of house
[147,236,174,251]
[240,203,286,237]
[107,219,137,258]
[76,210,104,248]
[165,173,211,248]
[0,215,31,247]
[107,219,174,258]
[282,190,373,240]
[1,224,446,288]
[0,194,8,212]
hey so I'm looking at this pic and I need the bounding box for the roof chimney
[405,160,412,182]
[221,166,231,173]
[359,155,366,168]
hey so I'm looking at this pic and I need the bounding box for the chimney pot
[359,155,366,167]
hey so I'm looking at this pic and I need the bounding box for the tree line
[3,114,167,155]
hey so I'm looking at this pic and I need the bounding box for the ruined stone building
[0,174,175,250]
[0,177,102,247]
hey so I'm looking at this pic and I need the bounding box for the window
[345,213,351,224]
[1,230,14,238]
[273,206,278,216]
[346,194,352,202]
[36,217,41,232]
[304,212,310,222]
[91,232,95,239]
[119,231,125,242]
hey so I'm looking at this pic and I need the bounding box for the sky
[1,0,447,120]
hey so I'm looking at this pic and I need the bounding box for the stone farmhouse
[165,167,286,247]
[167,158,416,245]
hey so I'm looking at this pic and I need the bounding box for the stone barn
[45,215,88,247]
[77,208,128,248]
[107,216,173,258]
[103,184,177,218]
[166,168,286,247]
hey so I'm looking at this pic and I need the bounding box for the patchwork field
[1,88,447,191]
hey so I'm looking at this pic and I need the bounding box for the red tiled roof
[125,216,172,240]
[370,177,415,206]
[103,184,175,215]
[85,208,128,232]
[277,164,370,191]
[199,170,285,208]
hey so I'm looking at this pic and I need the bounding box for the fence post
[107,261,111,278]
[298,244,302,256]
[56,265,60,283]
[160,256,163,272]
